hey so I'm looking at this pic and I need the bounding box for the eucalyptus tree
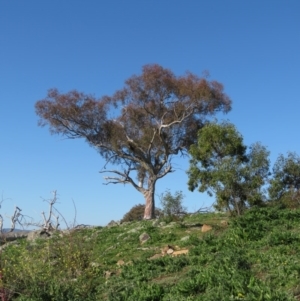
[35,64,231,219]
[188,121,270,215]
[268,152,300,207]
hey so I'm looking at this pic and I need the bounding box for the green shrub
[160,190,187,221]
[121,204,161,223]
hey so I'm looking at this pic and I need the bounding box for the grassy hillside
[1,206,300,300]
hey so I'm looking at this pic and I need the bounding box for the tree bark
[143,178,156,219]
[233,197,241,216]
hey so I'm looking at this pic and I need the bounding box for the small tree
[160,190,187,218]
[187,121,270,215]
[35,64,231,219]
[268,152,300,208]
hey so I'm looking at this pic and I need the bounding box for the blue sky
[1,1,299,228]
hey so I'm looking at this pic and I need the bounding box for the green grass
[1,207,300,300]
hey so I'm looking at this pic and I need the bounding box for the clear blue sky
[1,1,299,228]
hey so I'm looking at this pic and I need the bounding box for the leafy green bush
[121,204,161,223]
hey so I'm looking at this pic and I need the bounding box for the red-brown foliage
[35,64,231,219]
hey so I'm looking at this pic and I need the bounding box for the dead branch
[101,169,143,192]
[9,207,23,232]
[71,198,77,228]
[0,215,3,233]
[41,190,59,231]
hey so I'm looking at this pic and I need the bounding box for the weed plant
[0,207,300,300]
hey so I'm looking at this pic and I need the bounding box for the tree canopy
[187,121,270,215]
[35,64,231,219]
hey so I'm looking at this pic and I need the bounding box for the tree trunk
[234,197,241,216]
[143,178,156,220]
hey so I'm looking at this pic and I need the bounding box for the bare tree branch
[100,168,144,192]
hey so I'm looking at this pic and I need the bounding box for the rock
[180,235,190,241]
[167,248,174,255]
[139,232,150,244]
[117,260,125,266]
[201,224,212,233]
[27,230,52,241]
[161,245,175,255]
[172,249,189,256]
[150,245,186,260]
[1,231,31,242]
